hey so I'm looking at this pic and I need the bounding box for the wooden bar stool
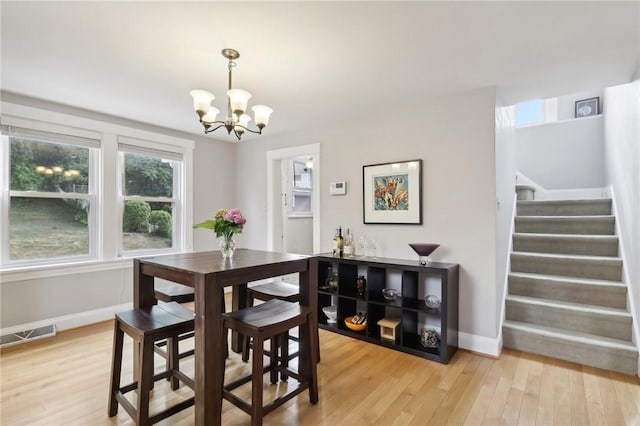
[222,299,319,426]
[243,280,320,370]
[243,281,300,370]
[108,302,195,426]
[154,283,196,364]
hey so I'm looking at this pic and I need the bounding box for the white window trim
[0,102,194,280]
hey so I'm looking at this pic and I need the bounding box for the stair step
[503,320,638,375]
[511,252,622,281]
[512,233,618,257]
[517,199,612,216]
[515,216,615,235]
[505,295,632,341]
[508,272,627,309]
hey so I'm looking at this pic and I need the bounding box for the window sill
[0,258,134,283]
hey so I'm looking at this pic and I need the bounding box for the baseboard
[0,302,132,336]
[458,331,501,357]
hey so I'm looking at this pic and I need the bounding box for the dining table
[133,249,318,426]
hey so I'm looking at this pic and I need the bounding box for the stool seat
[154,283,195,304]
[109,302,195,425]
[223,299,318,426]
[247,281,300,302]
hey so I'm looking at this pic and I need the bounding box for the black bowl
[408,243,440,256]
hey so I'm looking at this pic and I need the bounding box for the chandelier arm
[232,124,263,135]
[203,123,227,134]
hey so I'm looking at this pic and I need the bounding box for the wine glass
[369,238,378,258]
[358,235,368,257]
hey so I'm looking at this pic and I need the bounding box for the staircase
[502,198,638,375]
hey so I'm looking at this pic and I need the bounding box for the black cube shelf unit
[316,254,459,364]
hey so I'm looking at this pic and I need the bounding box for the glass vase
[219,235,236,259]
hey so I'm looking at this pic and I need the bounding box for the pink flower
[223,208,246,228]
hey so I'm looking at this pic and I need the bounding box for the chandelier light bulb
[252,105,273,128]
[234,114,252,134]
[227,89,252,115]
[202,106,220,124]
[190,90,215,116]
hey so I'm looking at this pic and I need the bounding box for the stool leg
[168,336,180,390]
[108,320,124,417]
[242,336,251,363]
[269,336,278,384]
[281,331,289,381]
[136,337,154,426]
[251,335,265,426]
[241,295,255,363]
[305,314,319,404]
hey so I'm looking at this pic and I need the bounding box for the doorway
[266,144,320,255]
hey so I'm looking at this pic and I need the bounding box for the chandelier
[190,48,273,141]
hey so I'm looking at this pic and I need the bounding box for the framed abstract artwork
[362,159,422,224]
[575,97,599,118]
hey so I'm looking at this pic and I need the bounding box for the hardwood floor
[1,319,639,425]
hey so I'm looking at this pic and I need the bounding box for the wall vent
[0,324,56,348]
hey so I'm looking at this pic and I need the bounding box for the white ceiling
[1,1,638,141]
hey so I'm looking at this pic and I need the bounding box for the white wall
[516,115,605,189]
[494,101,517,339]
[603,81,640,349]
[235,88,500,352]
[0,95,234,330]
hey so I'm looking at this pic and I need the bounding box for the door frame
[266,143,320,254]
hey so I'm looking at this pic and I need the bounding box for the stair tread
[513,233,618,240]
[516,215,614,220]
[503,319,637,352]
[512,251,622,262]
[509,272,626,288]
[517,198,611,205]
[506,294,632,317]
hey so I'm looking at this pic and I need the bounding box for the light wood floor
[1,318,639,426]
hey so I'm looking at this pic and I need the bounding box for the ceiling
[1,1,638,142]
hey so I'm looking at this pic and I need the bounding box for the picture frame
[575,97,599,118]
[363,159,422,224]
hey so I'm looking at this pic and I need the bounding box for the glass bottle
[343,228,353,257]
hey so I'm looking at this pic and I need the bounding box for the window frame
[288,159,313,218]
[1,129,100,268]
[117,144,184,257]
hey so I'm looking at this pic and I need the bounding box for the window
[515,98,558,127]
[1,113,193,271]
[289,159,312,217]
[2,127,98,266]
[119,142,183,254]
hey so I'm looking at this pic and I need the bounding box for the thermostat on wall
[330,181,346,195]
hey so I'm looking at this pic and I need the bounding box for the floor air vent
[0,324,56,348]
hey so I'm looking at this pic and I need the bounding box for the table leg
[194,274,224,426]
[299,257,319,402]
[133,259,156,380]
[230,283,247,353]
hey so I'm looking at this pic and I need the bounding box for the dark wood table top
[138,249,311,286]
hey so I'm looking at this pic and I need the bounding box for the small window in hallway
[515,99,542,126]
[515,98,558,127]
